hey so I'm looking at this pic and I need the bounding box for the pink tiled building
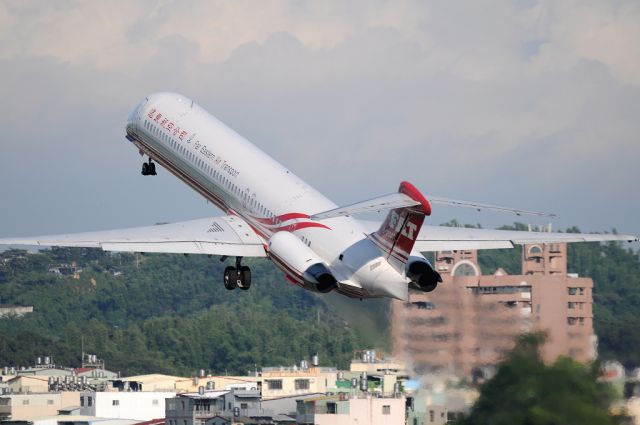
[392,243,596,380]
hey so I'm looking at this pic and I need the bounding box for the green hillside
[0,248,362,375]
[1,226,638,375]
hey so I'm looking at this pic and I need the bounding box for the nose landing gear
[223,256,252,290]
[141,158,157,176]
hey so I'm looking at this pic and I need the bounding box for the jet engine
[268,231,338,293]
[406,258,442,292]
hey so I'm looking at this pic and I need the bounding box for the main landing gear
[223,256,251,291]
[141,158,157,176]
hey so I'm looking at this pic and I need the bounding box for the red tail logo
[370,181,431,273]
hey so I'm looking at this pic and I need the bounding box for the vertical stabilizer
[369,181,431,273]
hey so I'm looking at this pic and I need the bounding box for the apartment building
[392,243,596,379]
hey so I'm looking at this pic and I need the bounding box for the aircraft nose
[126,97,149,133]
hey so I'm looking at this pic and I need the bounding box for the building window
[295,379,310,390]
[153,399,159,406]
[81,397,85,407]
[528,245,543,256]
[327,402,337,414]
[241,403,248,409]
[266,379,283,390]
[452,261,478,277]
[88,396,93,407]
[112,400,120,406]
[47,399,54,405]
[382,405,391,415]
[22,399,29,405]
[568,287,578,295]
[429,410,435,422]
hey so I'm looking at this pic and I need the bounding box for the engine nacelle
[406,259,442,292]
[268,231,338,293]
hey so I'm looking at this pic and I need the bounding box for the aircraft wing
[413,225,638,251]
[358,220,637,251]
[0,216,267,257]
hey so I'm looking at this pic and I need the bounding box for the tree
[458,333,619,425]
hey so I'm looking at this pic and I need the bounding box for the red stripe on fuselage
[251,212,310,225]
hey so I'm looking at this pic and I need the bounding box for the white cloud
[0,0,638,236]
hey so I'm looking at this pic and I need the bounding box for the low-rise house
[111,374,196,393]
[79,391,175,421]
[0,305,34,318]
[2,414,140,425]
[258,366,337,400]
[261,393,324,418]
[406,384,477,425]
[296,393,405,425]
[0,392,81,421]
[165,388,268,425]
[5,375,51,394]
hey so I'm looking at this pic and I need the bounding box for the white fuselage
[125,92,411,300]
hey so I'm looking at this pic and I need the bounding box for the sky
[0,0,639,240]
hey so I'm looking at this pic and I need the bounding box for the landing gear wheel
[142,159,157,176]
[223,266,237,290]
[239,266,251,290]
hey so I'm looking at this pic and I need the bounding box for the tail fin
[369,181,431,273]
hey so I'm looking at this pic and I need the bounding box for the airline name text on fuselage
[147,107,240,179]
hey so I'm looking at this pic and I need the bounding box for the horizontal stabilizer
[358,221,637,252]
[412,225,637,252]
[310,193,420,220]
[311,192,555,220]
[428,196,556,217]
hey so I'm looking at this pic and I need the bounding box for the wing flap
[0,216,267,257]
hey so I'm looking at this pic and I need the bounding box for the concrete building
[260,393,324,418]
[0,360,116,395]
[406,385,478,425]
[0,305,33,318]
[165,388,267,425]
[296,394,405,425]
[110,375,196,393]
[0,392,81,421]
[257,366,337,400]
[5,375,51,394]
[0,415,140,425]
[79,391,174,421]
[392,243,596,379]
[349,349,407,376]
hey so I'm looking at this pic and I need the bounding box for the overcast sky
[0,0,638,240]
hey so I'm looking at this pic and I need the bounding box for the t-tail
[369,181,442,292]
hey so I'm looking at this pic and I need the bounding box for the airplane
[0,92,636,301]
